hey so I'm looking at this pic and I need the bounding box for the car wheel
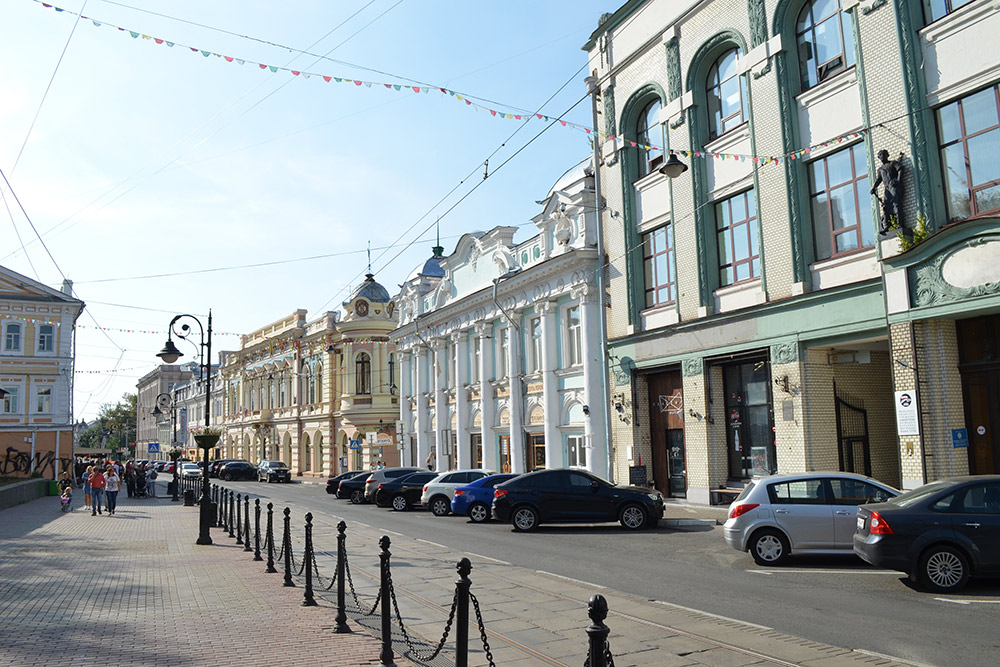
[223,473,233,482]
[512,506,539,532]
[919,545,969,592]
[430,496,451,517]
[619,503,647,530]
[749,529,789,565]
[350,489,364,505]
[267,476,274,483]
[391,495,409,511]
[468,502,490,523]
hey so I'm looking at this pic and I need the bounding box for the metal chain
[317,553,338,590]
[387,565,459,661]
[469,592,497,667]
[582,641,615,667]
[342,552,381,615]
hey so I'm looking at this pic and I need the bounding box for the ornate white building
[392,159,613,479]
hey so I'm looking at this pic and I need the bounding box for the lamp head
[151,405,162,417]
[156,338,183,364]
[659,152,689,178]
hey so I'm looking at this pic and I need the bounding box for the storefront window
[723,360,776,479]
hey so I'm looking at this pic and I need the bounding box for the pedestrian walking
[105,468,121,516]
[124,463,135,498]
[89,469,106,516]
[82,466,94,510]
[147,467,158,498]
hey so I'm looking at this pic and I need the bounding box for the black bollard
[265,502,277,573]
[379,536,395,667]
[302,512,317,606]
[243,495,252,553]
[253,498,263,561]
[585,594,611,667]
[455,558,472,667]
[235,493,244,545]
[282,507,295,587]
[216,486,223,528]
[228,491,236,538]
[218,488,225,531]
[334,521,351,633]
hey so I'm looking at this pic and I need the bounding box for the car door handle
[774,509,789,514]
[835,510,852,516]
[964,522,981,529]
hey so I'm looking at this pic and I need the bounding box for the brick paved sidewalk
[0,493,412,667]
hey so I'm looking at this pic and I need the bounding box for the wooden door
[647,370,685,497]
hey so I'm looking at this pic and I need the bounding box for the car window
[484,475,514,489]
[767,479,827,505]
[468,471,487,481]
[930,494,955,512]
[891,480,952,507]
[441,473,460,484]
[535,471,566,488]
[957,483,1000,514]
[386,469,411,479]
[567,472,594,488]
[829,479,893,506]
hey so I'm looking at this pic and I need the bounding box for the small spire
[432,217,444,258]
[367,241,372,275]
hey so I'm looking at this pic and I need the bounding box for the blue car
[452,473,519,523]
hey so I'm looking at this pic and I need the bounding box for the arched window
[636,99,664,178]
[315,362,323,403]
[301,364,312,404]
[356,352,371,395]
[279,372,287,407]
[707,48,747,140]
[796,0,855,90]
[268,376,276,409]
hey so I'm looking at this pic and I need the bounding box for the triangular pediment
[0,266,83,305]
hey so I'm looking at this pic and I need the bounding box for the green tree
[78,393,137,457]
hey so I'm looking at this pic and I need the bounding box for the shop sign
[894,390,920,436]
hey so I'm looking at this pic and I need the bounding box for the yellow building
[0,267,84,479]
[219,273,399,478]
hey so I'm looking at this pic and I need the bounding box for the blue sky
[0,0,614,420]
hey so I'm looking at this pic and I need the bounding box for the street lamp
[153,393,181,502]
[156,311,215,545]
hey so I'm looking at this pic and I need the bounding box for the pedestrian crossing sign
[148,442,160,454]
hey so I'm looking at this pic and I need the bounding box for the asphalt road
[219,479,1000,667]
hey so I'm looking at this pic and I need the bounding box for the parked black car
[375,472,438,510]
[326,470,363,495]
[257,460,291,483]
[854,475,1000,592]
[218,461,258,481]
[337,471,373,503]
[209,459,245,478]
[492,468,664,532]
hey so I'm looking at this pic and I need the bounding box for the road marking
[935,597,1000,605]
[855,649,938,667]
[537,571,606,589]
[468,552,509,565]
[747,570,773,575]
[651,600,772,631]
[415,538,447,550]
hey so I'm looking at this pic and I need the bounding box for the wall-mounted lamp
[612,392,632,425]
[582,405,590,416]
[774,375,797,395]
[688,408,714,424]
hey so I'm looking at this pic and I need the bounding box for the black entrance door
[834,383,871,476]
[958,315,1000,475]
[723,360,776,480]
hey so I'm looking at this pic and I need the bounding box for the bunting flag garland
[2,314,63,327]
[33,0,873,169]
[75,324,244,337]
[76,364,156,374]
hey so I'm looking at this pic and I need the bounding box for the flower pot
[193,434,221,450]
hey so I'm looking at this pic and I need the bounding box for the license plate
[857,516,866,531]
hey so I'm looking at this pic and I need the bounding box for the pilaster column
[507,316,526,473]
[433,340,448,473]
[399,350,413,467]
[414,345,430,470]
[453,332,471,469]
[476,323,497,471]
[539,301,563,468]
[577,287,609,479]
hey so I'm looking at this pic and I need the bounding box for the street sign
[374,437,393,446]
[952,428,969,448]
[348,439,361,450]
[148,442,160,454]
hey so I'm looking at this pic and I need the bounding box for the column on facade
[433,340,448,473]
[476,323,497,471]
[399,350,413,466]
[453,332,470,469]
[578,288,609,479]
[414,345,430,471]
[539,300,563,468]
[506,316,526,473]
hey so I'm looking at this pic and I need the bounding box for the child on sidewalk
[60,486,73,512]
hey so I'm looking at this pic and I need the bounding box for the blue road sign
[348,439,361,450]
[952,428,968,448]
[148,442,160,454]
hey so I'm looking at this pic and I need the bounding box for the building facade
[0,267,84,479]
[392,160,611,478]
[585,0,1000,502]
[136,363,193,461]
[218,276,399,478]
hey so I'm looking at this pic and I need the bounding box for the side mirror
[591,481,600,493]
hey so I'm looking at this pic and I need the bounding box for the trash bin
[48,481,60,496]
[167,480,177,497]
[183,489,195,506]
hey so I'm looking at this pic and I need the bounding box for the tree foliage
[78,393,137,455]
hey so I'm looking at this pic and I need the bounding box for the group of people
[66,460,161,516]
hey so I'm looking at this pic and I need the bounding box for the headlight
[647,493,662,502]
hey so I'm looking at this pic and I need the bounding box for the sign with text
[894,390,920,436]
[952,428,969,448]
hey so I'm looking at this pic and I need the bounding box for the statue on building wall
[870,150,905,234]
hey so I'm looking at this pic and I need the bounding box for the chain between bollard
[468,592,497,667]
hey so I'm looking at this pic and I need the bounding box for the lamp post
[152,392,181,502]
[156,311,215,546]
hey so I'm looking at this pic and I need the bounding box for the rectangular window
[938,84,1000,223]
[470,335,481,383]
[529,317,542,373]
[1,387,18,414]
[36,387,51,413]
[498,328,509,379]
[715,190,759,287]
[808,142,874,260]
[924,0,974,23]
[642,225,676,308]
[38,325,54,352]
[566,306,582,366]
[567,435,587,468]
[4,324,21,352]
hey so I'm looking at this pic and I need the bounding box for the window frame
[807,141,874,260]
[528,317,543,374]
[355,352,371,396]
[37,324,55,353]
[937,84,1000,223]
[36,387,52,414]
[565,305,582,367]
[706,48,747,140]
[636,99,665,178]
[1,386,19,414]
[715,189,760,287]
[4,323,22,353]
[497,327,509,379]
[567,434,587,468]
[795,0,856,91]
[923,0,975,23]
[470,335,481,384]
[642,225,676,308]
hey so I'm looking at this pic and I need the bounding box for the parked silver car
[420,469,495,516]
[723,472,898,565]
[362,467,423,502]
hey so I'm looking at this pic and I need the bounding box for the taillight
[494,489,508,499]
[869,511,894,535]
[454,490,464,497]
[729,503,759,519]
[365,479,374,485]
[378,483,384,489]
[423,485,429,492]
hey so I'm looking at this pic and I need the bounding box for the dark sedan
[218,461,258,482]
[854,476,1000,592]
[326,470,363,495]
[492,468,664,532]
[375,472,438,510]
[209,459,245,478]
[337,471,373,503]
[257,460,291,483]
